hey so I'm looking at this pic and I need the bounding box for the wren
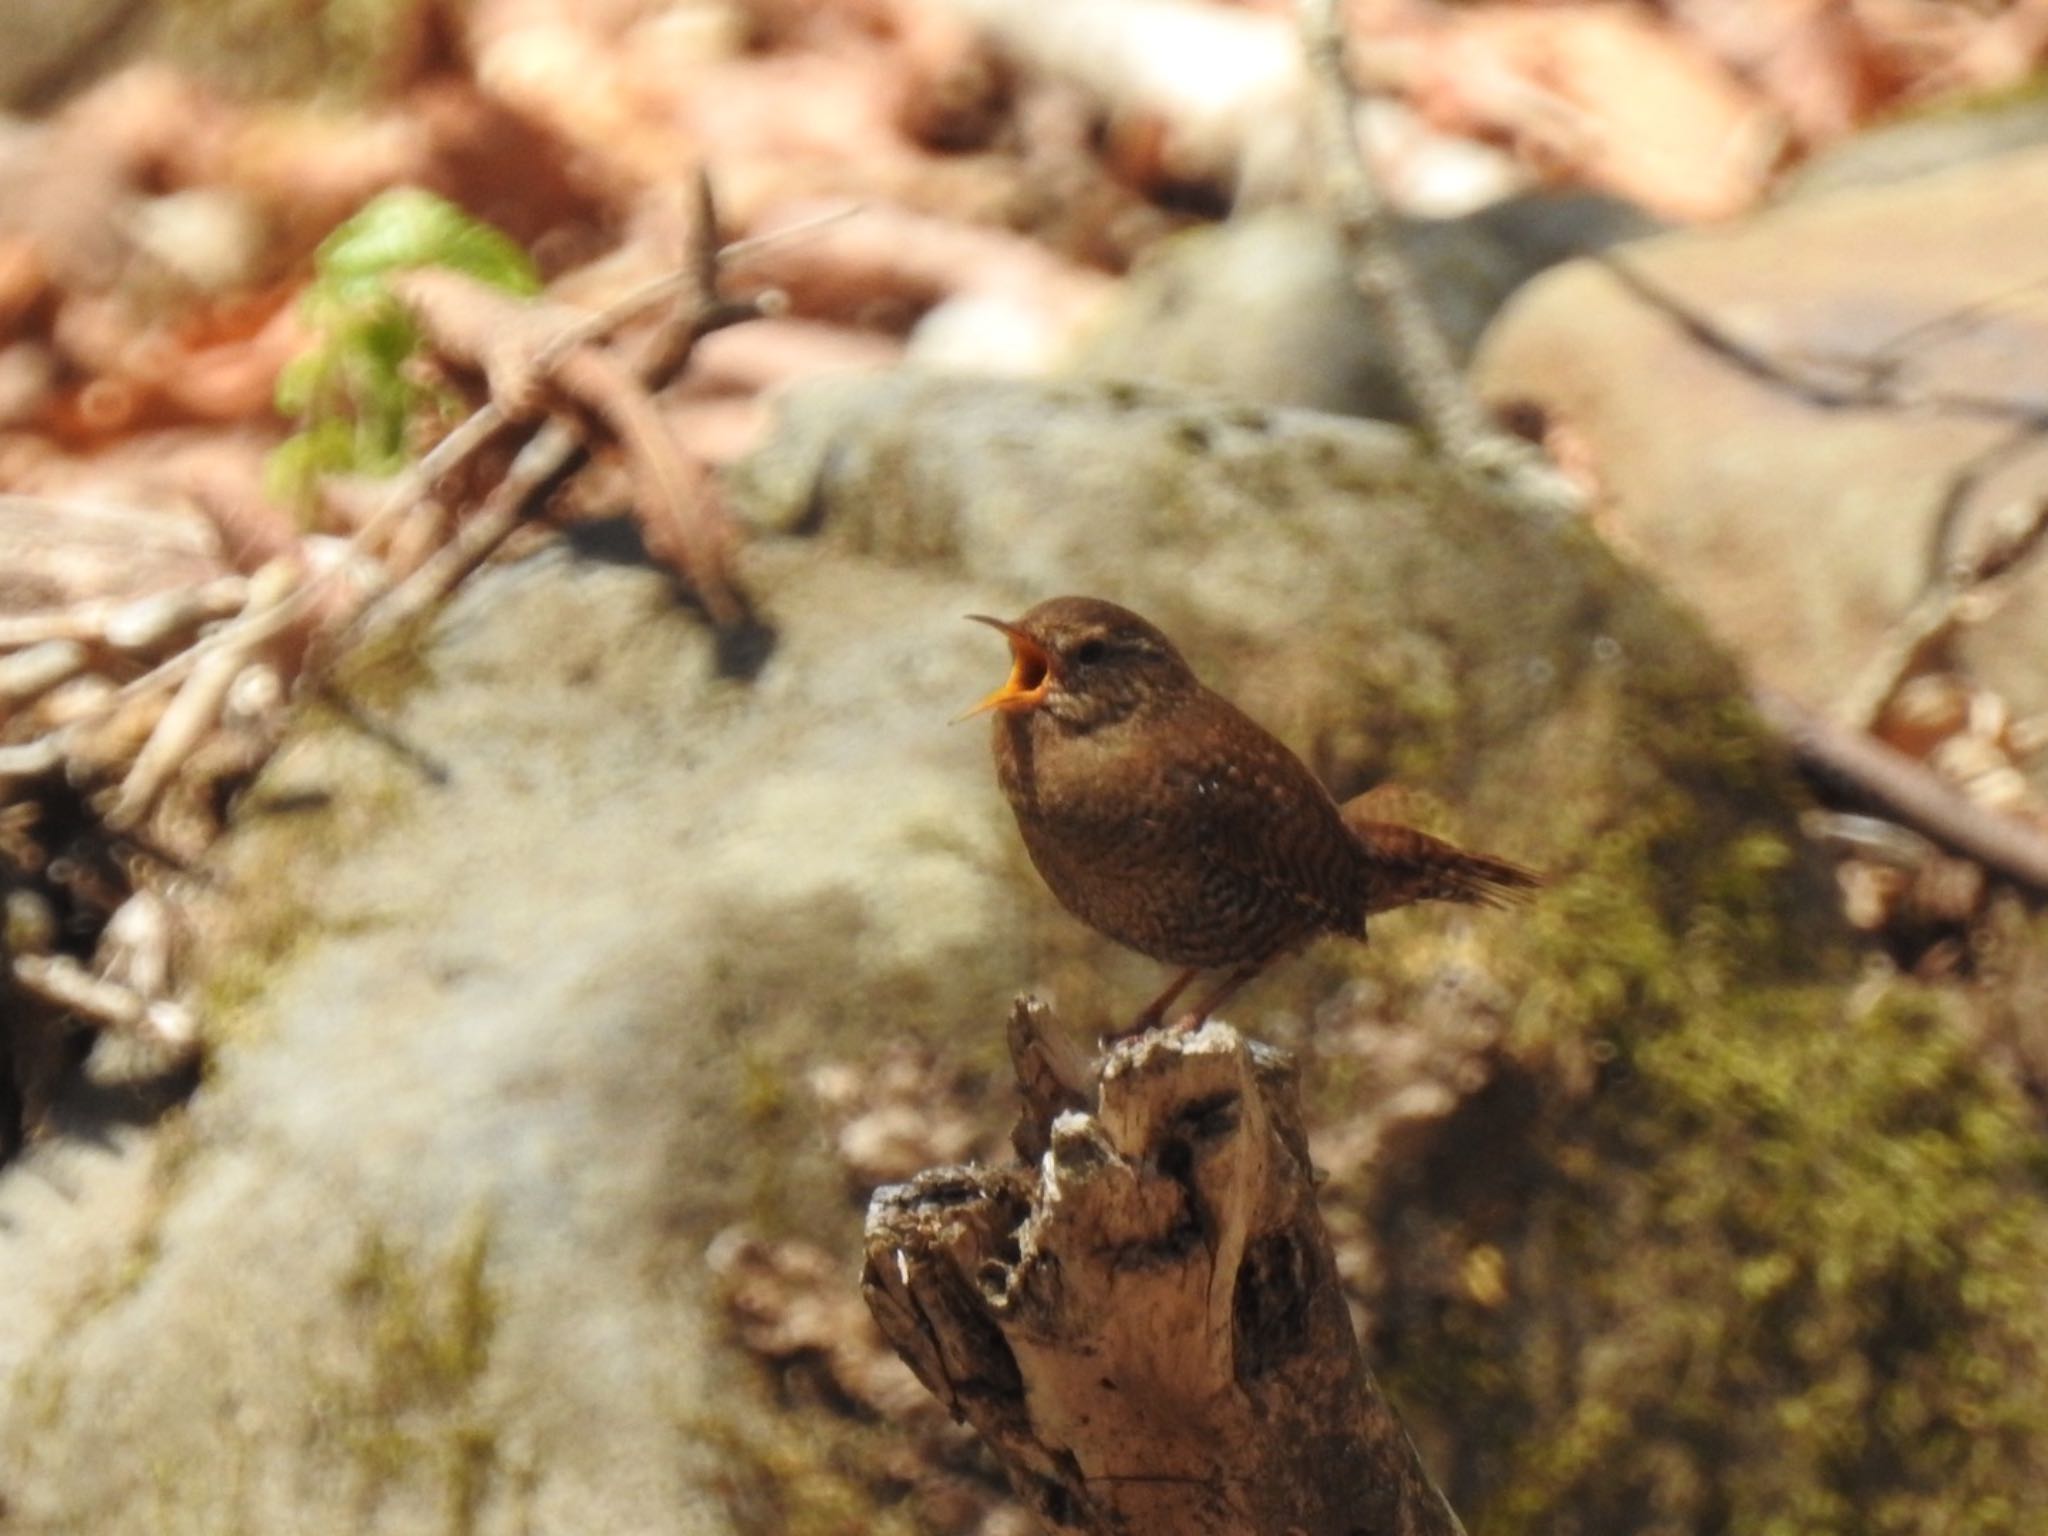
[965,596,1539,1033]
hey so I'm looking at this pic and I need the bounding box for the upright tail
[1338,793,1543,915]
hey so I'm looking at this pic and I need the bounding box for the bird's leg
[1113,966,1203,1040]
[1175,959,1269,1031]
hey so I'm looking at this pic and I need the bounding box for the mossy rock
[730,372,1842,987]
[730,374,2048,1534]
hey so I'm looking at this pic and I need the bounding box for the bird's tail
[1338,793,1543,915]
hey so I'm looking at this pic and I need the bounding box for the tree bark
[861,999,1466,1536]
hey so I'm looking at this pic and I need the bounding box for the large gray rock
[1472,142,2048,787]
[0,543,1028,1534]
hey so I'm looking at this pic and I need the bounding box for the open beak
[957,614,1054,721]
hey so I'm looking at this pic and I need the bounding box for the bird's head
[961,596,1198,733]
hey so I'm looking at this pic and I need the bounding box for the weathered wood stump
[862,999,1466,1536]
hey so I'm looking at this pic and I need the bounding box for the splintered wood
[863,1000,1465,1536]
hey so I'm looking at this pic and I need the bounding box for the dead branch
[1841,486,2048,729]
[0,641,89,718]
[0,739,64,784]
[1594,252,2048,429]
[106,557,299,832]
[389,267,745,626]
[98,577,256,656]
[1754,683,2048,894]
[0,578,249,655]
[1590,254,2048,732]
[864,1000,1466,1536]
[11,952,197,1057]
[1297,0,1580,524]
[32,171,774,747]
[0,168,796,1163]
[355,171,773,641]
[727,199,1111,333]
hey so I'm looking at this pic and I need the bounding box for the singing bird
[964,596,1539,1033]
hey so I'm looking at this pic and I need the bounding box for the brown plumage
[964,596,1539,1033]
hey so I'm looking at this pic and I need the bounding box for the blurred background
[2,2,2048,1533]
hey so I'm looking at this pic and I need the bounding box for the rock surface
[1776,90,2048,202]
[1473,142,2048,786]
[0,542,1029,1534]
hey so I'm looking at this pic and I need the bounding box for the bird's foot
[1101,1007,1208,1050]
[1102,1011,1166,1047]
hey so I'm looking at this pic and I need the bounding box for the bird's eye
[1072,638,1109,666]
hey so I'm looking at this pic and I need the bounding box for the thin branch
[1296,0,1581,523]
[0,739,64,783]
[1845,274,2048,386]
[1754,683,2048,894]
[106,558,298,831]
[1590,253,2048,732]
[1299,0,1475,449]
[11,953,197,1055]
[0,577,247,653]
[0,641,88,716]
[17,170,801,748]
[1594,252,2048,428]
[1839,483,2048,730]
[715,201,863,265]
[347,170,773,642]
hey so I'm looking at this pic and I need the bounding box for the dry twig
[1839,489,2048,730]
[1754,684,2048,894]
[10,953,196,1057]
[0,642,88,718]
[349,170,775,642]
[8,169,786,777]
[388,268,745,626]
[1564,191,2048,880]
[0,172,833,1147]
[104,559,300,832]
[1297,0,1581,523]
[0,578,249,654]
[1595,254,2048,428]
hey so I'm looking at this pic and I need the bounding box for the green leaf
[314,187,540,299]
[268,188,540,507]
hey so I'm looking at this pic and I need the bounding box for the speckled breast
[994,708,1356,968]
